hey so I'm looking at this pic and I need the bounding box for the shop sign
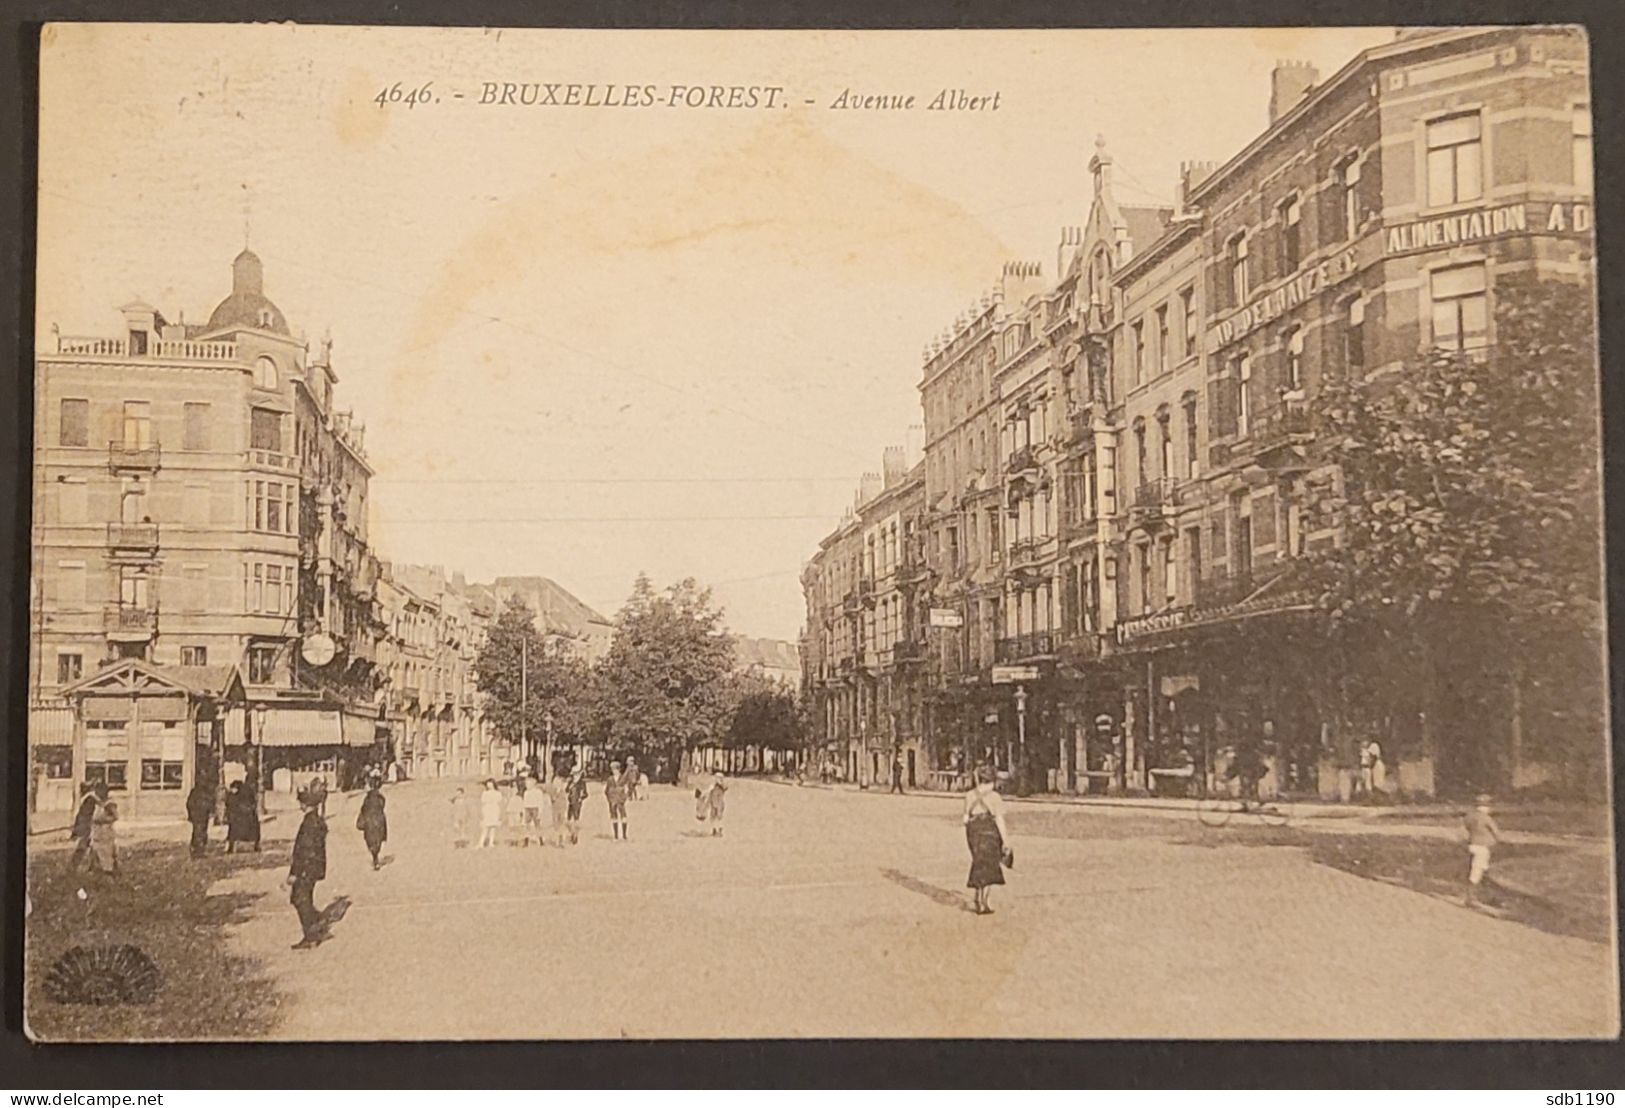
[1384,200,1592,257]
[992,664,1039,684]
[1212,246,1359,346]
[929,607,964,628]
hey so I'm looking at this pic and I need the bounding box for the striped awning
[258,707,344,748]
[341,711,379,748]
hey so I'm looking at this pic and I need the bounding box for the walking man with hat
[286,785,329,948]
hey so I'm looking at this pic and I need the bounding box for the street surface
[210,778,1617,1039]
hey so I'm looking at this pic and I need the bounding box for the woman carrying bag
[963,764,1012,915]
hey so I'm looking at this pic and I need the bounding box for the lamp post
[543,708,554,781]
[252,702,269,813]
[1014,684,1029,795]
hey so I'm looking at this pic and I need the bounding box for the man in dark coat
[286,787,328,949]
[68,785,100,870]
[185,780,215,858]
[356,781,387,870]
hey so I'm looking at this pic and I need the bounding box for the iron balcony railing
[1133,477,1181,513]
[106,521,159,552]
[1249,399,1314,456]
[103,604,157,638]
[108,441,160,471]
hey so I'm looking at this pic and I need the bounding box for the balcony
[994,631,1055,662]
[106,521,159,556]
[1006,444,1038,476]
[247,448,298,472]
[842,590,863,614]
[56,335,239,361]
[103,604,157,641]
[894,638,930,664]
[1247,400,1315,469]
[1131,477,1181,525]
[108,440,160,472]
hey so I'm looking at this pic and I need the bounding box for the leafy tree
[589,574,737,773]
[472,596,592,761]
[1301,275,1604,790]
[723,669,802,752]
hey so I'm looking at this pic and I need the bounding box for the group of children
[445,764,730,847]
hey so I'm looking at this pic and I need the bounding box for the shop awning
[341,711,379,748]
[258,706,344,748]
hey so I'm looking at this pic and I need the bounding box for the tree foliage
[1300,275,1605,783]
[472,596,592,748]
[588,574,737,761]
[723,668,802,751]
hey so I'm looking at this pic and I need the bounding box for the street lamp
[1014,685,1029,794]
[252,702,269,813]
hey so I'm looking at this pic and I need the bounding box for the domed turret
[206,248,289,334]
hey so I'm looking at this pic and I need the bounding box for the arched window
[253,355,278,390]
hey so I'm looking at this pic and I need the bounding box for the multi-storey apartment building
[30,249,387,817]
[802,27,1595,800]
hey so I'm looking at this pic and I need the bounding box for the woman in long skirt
[963,765,1010,915]
[356,780,388,870]
[225,781,261,853]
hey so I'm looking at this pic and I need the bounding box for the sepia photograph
[20,21,1615,1043]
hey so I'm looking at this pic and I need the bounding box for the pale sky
[37,23,1393,640]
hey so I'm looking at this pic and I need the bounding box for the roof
[60,658,246,701]
[1120,206,1175,255]
[490,576,612,639]
[732,636,801,673]
[206,248,290,336]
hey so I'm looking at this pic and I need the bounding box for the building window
[1426,113,1483,207]
[1228,232,1250,306]
[1573,104,1593,190]
[1180,287,1197,358]
[1346,297,1366,371]
[1132,320,1146,384]
[122,401,152,448]
[180,645,208,666]
[119,567,150,610]
[1134,421,1148,486]
[250,408,284,452]
[253,356,279,390]
[248,645,278,684]
[1279,195,1302,274]
[1183,396,1199,479]
[1284,326,1304,392]
[183,402,211,451]
[1158,414,1173,480]
[1186,526,1203,599]
[59,399,88,447]
[141,755,185,791]
[1430,264,1489,351]
[1139,546,1153,615]
[56,652,83,684]
[1154,305,1169,374]
[1342,156,1363,240]
[1163,540,1178,607]
[1237,353,1253,436]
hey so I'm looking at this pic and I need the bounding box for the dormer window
[253,356,278,390]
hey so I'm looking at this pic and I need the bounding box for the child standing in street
[478,779,503,849]
[450,787,471,848]
[605,760,630,841]
[565,767,587,845]
[1464,793,1503,906]
[704,772,727,836]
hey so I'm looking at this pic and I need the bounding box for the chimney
[858,470,882,506]
[1269,60,1319,124]
[1055,226,1083,279]
[1178,160,1219,212]
[999,260,1044,308]
[882,446,906,487]
[904,423,924,469]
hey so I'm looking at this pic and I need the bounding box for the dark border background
[2,0,1622,1088]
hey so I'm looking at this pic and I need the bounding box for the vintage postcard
[24,22,1615,1040]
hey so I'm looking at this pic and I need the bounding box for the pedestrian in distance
[963,764,1012,915]
[450,786,472,849]
[565,767,587,845]
[88,785,120,877]
[1464,793,1503,907]
[545,771,569,847]
[1365,740,1388,799]
[286,786,328,949]
[478,779,503,848]
[521,773,546,846]
[704,772,727,836]
[357,778,388,870]
[626,757,643,800]
[68,784,100,871]
[225,780,261,853]
[307,775,330,819]
[890,752,906,795]
[186,778,214,859]
[507,776,530,846]
[605,760,630,841]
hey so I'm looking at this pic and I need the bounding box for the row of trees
[472,573,805,780]
[1297,275,1606,793]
